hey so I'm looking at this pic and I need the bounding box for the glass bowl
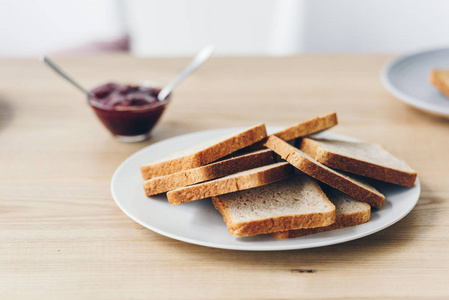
[87,83,170,142]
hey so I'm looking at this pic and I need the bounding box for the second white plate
[111,127,421,251]
[381,47,449,117]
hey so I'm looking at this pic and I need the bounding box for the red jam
[88,83,169,140]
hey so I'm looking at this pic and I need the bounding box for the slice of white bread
[141,124,267,180]
[265,135,386,208]
[273,112,338,141]
[300,138,417,187]
[430,69,449,98]
[211,174,336,237]
[143,149,275,197]
[273,187,371,239]
[166,162,294,205]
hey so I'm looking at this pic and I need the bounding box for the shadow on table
[156,180,440,269]
[406,104,449,124]
[0,97,14,131]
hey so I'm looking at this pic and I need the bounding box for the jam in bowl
[88,83,170,142]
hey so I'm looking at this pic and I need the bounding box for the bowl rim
[87,82,171,111]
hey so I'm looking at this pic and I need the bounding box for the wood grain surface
[1,54,448,299]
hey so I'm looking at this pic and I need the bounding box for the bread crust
[141,124,267,180]
[211,175,336,237]
[166,162,294,205]
[143,149,275,196]
[265,135,385,208]
[300,138,417,187]
[273,112,338,141]
[430,70,449,99]
[272,207,370,239]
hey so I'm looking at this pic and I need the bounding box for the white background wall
[124,0,277,56]
[0,0,125,57]
[297,0,449,54]
[1,0,448,57]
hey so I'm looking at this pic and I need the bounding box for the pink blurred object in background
[50,35,129,56]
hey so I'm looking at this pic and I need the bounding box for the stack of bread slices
[141,113,417,238]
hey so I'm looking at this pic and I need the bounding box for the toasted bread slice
[166,162,293,205]
[430,70,449,98]
[243,112,338,151]
[212,174,336,237]
[274,112,338,141]
[273,187,371,239]
[140,124,267,180]
[265,135,385,208]
[300,138,417,187]
[143,149,275,197]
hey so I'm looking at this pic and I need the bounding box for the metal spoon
[40,55,92,96]
[41,45,215,100]
[157,45,215,101]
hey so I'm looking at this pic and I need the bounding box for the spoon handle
[40,56,91,96]
[157,45,215,101]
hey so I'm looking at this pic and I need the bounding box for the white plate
[381,48,449,118]
[111,127,421,251]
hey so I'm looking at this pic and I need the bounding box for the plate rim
[111,127,421,251]
[381,47,449,118]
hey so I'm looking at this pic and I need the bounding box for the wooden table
[1,54,448,300]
